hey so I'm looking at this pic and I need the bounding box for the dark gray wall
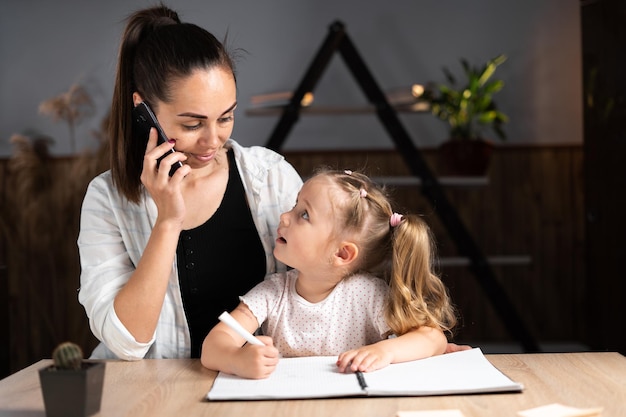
[0,0,581,156]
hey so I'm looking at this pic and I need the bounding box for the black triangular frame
[263,21,539,353]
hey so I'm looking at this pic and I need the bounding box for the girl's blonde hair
[314,168,457,337]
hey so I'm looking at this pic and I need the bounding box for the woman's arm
[336,326,447,373]
[113,131,191,341]
[201,303,279,379]
[78,173,183,359]
[78,133,190,359]
[111,219,181,342]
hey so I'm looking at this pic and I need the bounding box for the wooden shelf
[372,176,488,187]
[439,256,532,267]
[246,101,430,117]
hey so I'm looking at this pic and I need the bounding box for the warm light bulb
[411,84,425,98]
[301,92,314,107]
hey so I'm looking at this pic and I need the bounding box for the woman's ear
[132,92,144,106]
[333,242,359,267]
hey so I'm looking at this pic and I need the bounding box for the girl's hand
[445,342,472,353]
[140,128,190,227]
[231,336,280,379]
[336,345,393,373]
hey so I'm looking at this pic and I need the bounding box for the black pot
[437,138,494,176]
[38,361,105,417]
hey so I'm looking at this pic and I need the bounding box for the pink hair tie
[390,212,403,227]
[359,188,367,198]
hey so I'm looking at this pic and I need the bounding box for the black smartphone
[132,101,183,176]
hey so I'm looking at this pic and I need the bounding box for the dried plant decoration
[38,84,95,153]
[1,86,108,373]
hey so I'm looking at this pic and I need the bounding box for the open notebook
[207,347,523,401]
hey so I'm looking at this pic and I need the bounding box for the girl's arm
[201,303,280,379]
[336,326,447,373]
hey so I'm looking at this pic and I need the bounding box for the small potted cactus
[38,341,105,417]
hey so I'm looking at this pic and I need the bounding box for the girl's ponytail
[385,214,457,337]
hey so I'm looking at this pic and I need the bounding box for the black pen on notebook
[355,370,368,390]
[218,311,264,346]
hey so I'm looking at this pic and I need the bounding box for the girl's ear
[333,242,359,266]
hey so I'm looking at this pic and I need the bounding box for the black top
[176,150,266,357]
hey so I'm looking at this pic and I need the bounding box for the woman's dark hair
[109,5,236,202]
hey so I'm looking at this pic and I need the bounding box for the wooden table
[1,352,624,417]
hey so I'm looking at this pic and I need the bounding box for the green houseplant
[421,54,509,175]
[38,342,105,417]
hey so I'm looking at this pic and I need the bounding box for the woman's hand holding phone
[142,128,189,180]
[140,127,191,230]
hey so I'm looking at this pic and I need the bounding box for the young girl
[201,169,459,379]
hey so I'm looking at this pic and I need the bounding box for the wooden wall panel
[0,146,107,377]
[0,145,584,376]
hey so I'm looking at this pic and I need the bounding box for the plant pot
[39,361,105,417]
[437,138,494,176]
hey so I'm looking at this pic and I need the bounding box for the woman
[78,5,302,360]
